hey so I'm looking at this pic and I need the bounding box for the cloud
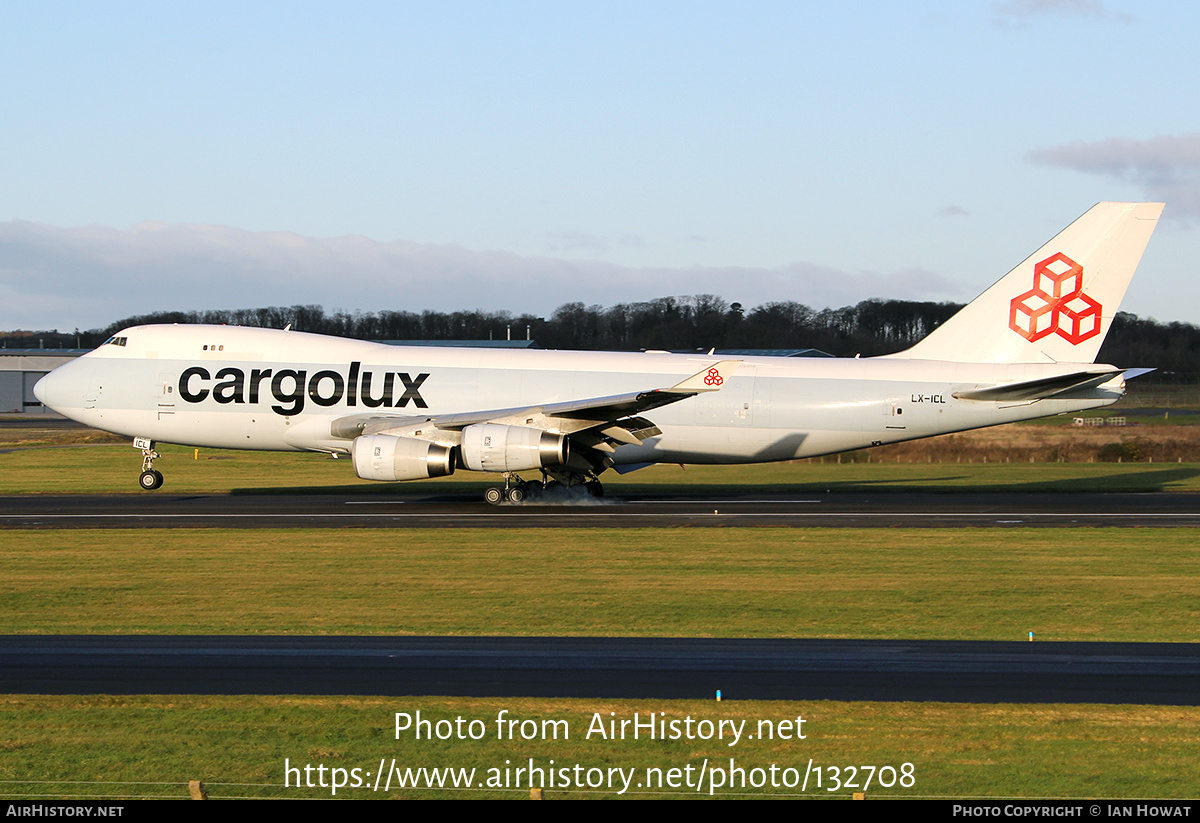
[0,220,959,332]
[543,231,648,256]
[1028,133,1200,218]
[992,0,1133,25]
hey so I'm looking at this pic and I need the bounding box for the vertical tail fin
[895,202,1164,364]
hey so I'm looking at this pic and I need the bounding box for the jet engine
[352,434,455,481]
[460,424,569,473]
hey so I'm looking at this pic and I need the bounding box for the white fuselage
[34,324,1121,467]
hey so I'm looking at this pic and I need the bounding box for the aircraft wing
[952,367,1126,402]
[330,359,741,442]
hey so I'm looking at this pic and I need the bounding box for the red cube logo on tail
[1008,252,1102,344]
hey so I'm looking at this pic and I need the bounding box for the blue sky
[1,1,1197,332]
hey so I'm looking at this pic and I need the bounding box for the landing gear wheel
[525,480,544,499]
[135,439,162,490]
[506,486,526,504]
[484,486,504,506]
[585,480,604,498]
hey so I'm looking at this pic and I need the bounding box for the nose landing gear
[134,437,163,491]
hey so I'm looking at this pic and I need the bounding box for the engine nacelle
[352,434,455,482]
[460,424,568,473]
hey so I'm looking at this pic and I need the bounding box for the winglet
[665,360,741,394]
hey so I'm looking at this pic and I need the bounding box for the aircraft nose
[34,367,72,413]
[33,372,51,408]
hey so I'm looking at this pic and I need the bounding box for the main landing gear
[483,472,604,505]
[484,474,537,505]
[134,437,163,491]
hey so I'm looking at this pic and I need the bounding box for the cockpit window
[104,336,128,347]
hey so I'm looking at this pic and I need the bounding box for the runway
[5,488,1195,704]
[2,636,1196,704]
[2,490,1200,527]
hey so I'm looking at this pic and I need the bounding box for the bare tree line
[5,296,1198,378]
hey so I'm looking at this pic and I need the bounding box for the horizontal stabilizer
[953,368,1123,402]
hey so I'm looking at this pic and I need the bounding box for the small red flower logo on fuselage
[1009,252,1102,344]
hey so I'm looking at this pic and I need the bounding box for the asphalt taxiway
[2,636,1197,704]
[2,490,1199,528]
[4,488,1196,703]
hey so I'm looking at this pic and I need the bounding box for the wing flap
[329,360,739,440]
[329,413,425,439]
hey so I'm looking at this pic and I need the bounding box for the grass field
[2,696,1197,800]
[2,525,1198,798]
[5,439,1200,495]
[2,528,1198,641]
[2,423,1198,800]
[6,412,1200,494]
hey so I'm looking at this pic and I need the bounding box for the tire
[139,470,163,491]
[506,486,526,504]
[484,487,504,505]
